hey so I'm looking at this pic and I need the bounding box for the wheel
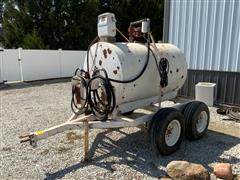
[122,110,134,116]
[149,108,185,155]
[183,101,210,140]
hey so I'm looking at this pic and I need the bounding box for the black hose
[159,57,169,88]
[70,75,88,115]
[149,48,161,77]
[149,48,169,88]
[87,74,115,121]
[108,39,151,84]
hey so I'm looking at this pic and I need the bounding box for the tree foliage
[22,29,44,49]
[0,0,164,49]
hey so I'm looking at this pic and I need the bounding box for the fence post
[18,47,24,82]
[0,47,4,83]
[58,48,62,78]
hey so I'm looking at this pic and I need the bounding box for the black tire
[183,101,210,140]
[122,110,134,116]
[149,108,185,155]
[173,101,193,114]
[147,108,165,133]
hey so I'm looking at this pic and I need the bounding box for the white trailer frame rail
[19,107,156,161]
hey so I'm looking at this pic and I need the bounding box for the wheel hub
[165,120,181,147]
[196,111,208,133]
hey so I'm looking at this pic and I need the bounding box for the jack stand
[83,120,89,161]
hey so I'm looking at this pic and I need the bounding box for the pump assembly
[20,13,210,160]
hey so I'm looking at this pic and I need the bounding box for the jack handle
[19,133,37,147]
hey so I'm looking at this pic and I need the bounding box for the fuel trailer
[20,13,210,160]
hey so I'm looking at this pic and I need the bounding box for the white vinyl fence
[0,48,86,83]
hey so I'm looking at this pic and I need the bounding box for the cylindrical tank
[83,42,187,112]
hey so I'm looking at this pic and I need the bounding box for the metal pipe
[163,0,170,42]
[130,18,149,26]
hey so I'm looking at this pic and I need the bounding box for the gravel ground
[0,80,239,180]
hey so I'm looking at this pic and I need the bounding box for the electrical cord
[86,34,151,84]
[108,36,151,84]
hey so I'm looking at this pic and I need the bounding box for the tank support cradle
[19,109,154,161]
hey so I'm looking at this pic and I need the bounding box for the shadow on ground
[44,128,240,179]
[0,78,71,91]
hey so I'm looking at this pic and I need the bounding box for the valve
[128,18,150,41]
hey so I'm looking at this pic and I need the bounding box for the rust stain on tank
[99,60,102,66]
[172,55,175,58]
[103,49,107,59]
[113,70,118,74]
[107,48,112,54]
[117,66,120,70]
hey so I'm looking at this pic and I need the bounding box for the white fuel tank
[84,42,187,113]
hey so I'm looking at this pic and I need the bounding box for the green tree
[110,0,164,42]
[22,29,44,49]
[0,0,164,49]
[0,1,3,24]
[1,0,99,49]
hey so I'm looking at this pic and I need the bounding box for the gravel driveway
[1,80,239,179]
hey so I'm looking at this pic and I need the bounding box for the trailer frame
[19,106,157,161]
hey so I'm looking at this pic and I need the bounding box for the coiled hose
[87,69,116,120]
[71,69,88,115]
[217,106,240,122]
[226,108,240,122]
[71,68,116,121]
